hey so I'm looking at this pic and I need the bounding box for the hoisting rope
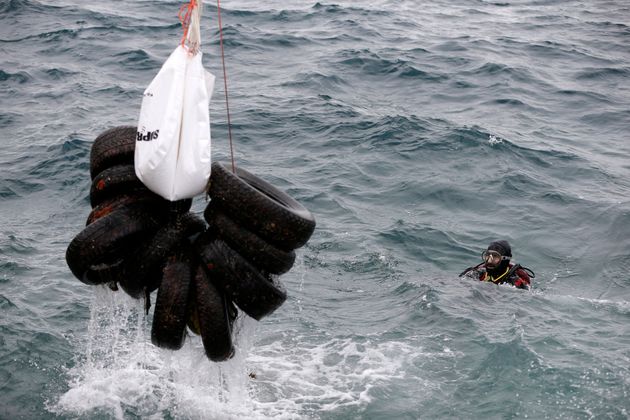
[178,0,236,173]
[178,0,197,48]
[216,0,236,173]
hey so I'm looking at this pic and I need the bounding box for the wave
[336,48,448,81]
[0,69,32,83]
[0,136,90,202]
[0,0,60,15]
[575,66,630,80]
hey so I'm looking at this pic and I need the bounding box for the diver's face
[482,250,504,269]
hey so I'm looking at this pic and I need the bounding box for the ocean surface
[1,0,629,418]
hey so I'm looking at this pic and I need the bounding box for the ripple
[111,49,157,70]
[43,67,78,80]
[0,70,32,84]
[336,49,448,80]
[0,294,17,310]
[575,67,630,80]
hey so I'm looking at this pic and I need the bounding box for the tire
[206,161,316,250]
[118,212,206,299]
[89,164,193,213]
[151,248,193,350]
[90,126,136,179]
[86,192,160,225]
[89,164,148,208]
[195,233,287,320]
[66,202,164,285]
[80,259,127,287]
[90,165,192,215]
[187,300,201,336]
[191,263,235,361]
[204,202,296,275]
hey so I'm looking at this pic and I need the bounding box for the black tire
[81,259,127,287]
[206,161,316,250]
[204,202,296,275]
[187,299,201,336]
[89,164,148,208]
[66,202,164,285]
[151,248,193,350]
[195,233,287,320]
[89,164,193,212]
[118,212,206,299]
[90,126,136,179]
[191,263,235,361]
[86,192,160,225]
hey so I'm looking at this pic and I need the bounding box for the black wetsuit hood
[485,240,512,276]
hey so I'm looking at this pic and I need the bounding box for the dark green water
[1,0,629,418]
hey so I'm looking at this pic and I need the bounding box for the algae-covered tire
[65,202,164,285]
[151,249,193,350]
[89,164,148,208]
[119,212,206,299]
[86,192,159,225]
[206,161,316,250]
[204,202,296,275]
[90,126,136,179]
[195,234,287,320]
[162,198,194,215]
[80,259,127,286]
[89,164,193,212]
[187,300,201,336]
[191,263,235,361]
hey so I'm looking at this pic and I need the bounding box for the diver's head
[482,240,512,271]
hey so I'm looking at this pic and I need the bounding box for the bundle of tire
[66,126,316,361]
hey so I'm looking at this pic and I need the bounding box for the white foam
[246,335,421,415]
[50,287,431,418]
[570,295,630,313]
[488,134,504,145]
[49,287,262,419]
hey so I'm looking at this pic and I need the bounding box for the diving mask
[481,250,510,267]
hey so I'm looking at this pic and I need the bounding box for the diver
[459,240,534,289]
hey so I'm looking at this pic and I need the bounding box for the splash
[48,285,421,419]
[245,334,417,416]
[488,134,504,145]
[49,286,260,419]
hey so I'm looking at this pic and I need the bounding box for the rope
[179,0,236,173]
[216,0,236,173]
[178,0,197,47]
